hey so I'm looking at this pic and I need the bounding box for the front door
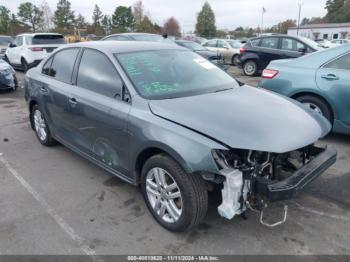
[70,48,131,176]
[316,52,350,126]
[280,37,306,59]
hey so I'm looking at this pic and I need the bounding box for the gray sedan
[25,41,336,232]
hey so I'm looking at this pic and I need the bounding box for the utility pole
[297,2,303,36]
[261,7,266,36]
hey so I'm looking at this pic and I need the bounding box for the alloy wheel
[33,109,47,141]
[244,61,256,75]
[304,102,323,115]
[145,167,183,223]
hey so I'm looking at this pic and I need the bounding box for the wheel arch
[291,91,336,122]
[133,144,191,185]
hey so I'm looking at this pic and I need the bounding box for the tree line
[0,0,349,38]
[0,0,182,37]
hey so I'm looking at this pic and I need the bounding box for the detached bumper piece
[256,146,337,202]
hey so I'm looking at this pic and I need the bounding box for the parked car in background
[0,59,17,91]
[202,39,242,65]
[175,40,223,66]
[328,39,350,48]
[102,33,175,45]
[25,41,335,232]
[238,35,322,76]
[314,39,331,48]
[0,35,13,59]
[5,33,65,72]
[260,44,350,135]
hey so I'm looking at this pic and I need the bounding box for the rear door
[316,52,350,125]
[259,37,282,68]
[40,48,81,144]
[216,40,231,61]
[69,48,131,175]
[280,37,307,59]
[203,40,218,52]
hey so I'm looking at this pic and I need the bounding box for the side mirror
[298,47,307,53]
[8,43,16,48]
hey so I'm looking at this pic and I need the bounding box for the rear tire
[30,104,57,146]
[232,54,240,66]
[243,60,258,76]
[296,95,333,124]
[4,55,9,63]
[141,154,208,232]
[21,58,29,73]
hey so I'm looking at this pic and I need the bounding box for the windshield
[0,36,12,46]
[31,35,65,45]
[299,36,322,50]
[116,50,238,99]
[132,34,173,44]
[180,41,206,51]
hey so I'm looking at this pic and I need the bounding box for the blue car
[259,44,350,135]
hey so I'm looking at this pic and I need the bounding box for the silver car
[25,41,336,231]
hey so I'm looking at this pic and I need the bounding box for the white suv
[5,33,65,72]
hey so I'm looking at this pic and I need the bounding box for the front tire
[296,95,333,124]
[141,154,208,232]
[243,60,258,76]
[31,104,56,146]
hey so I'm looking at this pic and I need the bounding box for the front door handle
[68,97,78,106]
[321,74,339,81]
[39,86,48,94]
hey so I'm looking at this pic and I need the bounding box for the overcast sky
[3,0,328,32]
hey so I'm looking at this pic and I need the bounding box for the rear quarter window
[49,48,80,83]
[324,53,350,70]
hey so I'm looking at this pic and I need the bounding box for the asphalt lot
[0,68,349,256]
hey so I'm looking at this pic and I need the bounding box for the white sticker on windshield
[193,58,216,70]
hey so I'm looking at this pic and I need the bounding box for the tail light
[262,69,279,79]
[30,47,43,52]
[239,47,246,53]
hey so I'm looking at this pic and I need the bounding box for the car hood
[148,85,331,153]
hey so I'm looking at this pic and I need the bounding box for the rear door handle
[321,74,339,81]
[68,97,78,106]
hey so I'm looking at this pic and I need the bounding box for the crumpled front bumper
[255,146,337,202]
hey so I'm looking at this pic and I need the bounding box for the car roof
[106,33,162,37]
[62,41,185,54]
[16,33,63,37]
[283,43,350,67]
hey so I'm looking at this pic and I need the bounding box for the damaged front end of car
[211,145,337,226]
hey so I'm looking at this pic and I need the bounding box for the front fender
[128,109,227,177]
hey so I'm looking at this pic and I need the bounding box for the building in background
[288,23,350,40]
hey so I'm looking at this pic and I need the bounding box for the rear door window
[203,40,217,47]
[31,35,65,45]
[250,39,261,47]
[77,49,123,98]
[324,53,350,70]
[260,37,279,49]
[50,48,80,83]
